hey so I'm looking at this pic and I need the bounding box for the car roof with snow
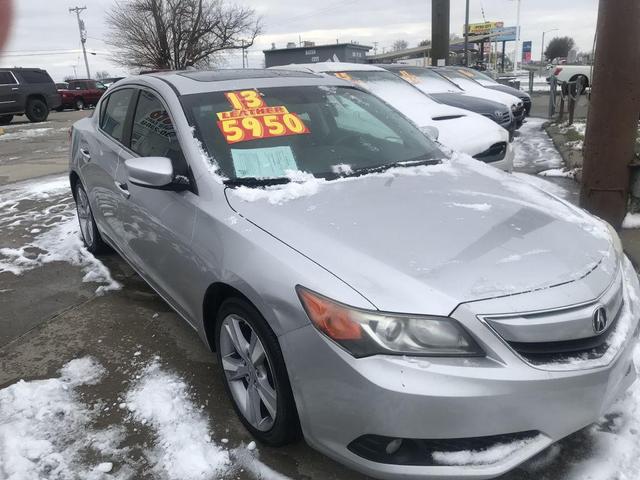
[270,62,386,73]
[113,68,351,96]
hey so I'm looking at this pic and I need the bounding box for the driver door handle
[79,148,91,161]
[115,181,130,199]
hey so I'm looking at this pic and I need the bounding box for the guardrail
[548,75,589,124]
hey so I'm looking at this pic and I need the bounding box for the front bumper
[473,142,514,173]
[280,261,639,480]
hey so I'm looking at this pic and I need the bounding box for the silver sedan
[69,69,639,479]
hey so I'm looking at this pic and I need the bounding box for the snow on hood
[225,154,615,314]
[355,80,508,155]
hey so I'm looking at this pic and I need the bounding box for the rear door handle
[80,148,91,161]
[11,87,18,91]
[115,181,130,199]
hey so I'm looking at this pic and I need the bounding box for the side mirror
[125,157,175,188]
[420,125,439,141]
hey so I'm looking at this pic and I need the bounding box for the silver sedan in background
[70,69,639,480]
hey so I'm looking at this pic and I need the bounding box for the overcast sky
[1,0,599,81]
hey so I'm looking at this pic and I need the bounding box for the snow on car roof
[177,68,321,82]
[271,62,385,73]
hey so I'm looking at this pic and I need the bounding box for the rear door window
[0,72,17,85]
[19,70,53,84]
[100,88,135,145]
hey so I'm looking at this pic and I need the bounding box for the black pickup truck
[0,68,61,124]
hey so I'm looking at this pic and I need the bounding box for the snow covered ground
[0,356,290,480]
[0,176,120,294]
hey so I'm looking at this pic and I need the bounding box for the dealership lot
[3,112,638,480]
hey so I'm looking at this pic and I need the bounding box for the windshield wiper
[347,156,442,176]
[224,177,291,187]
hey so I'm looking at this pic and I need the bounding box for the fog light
[385,438,403,455]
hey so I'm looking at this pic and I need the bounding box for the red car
[57,79,106,110]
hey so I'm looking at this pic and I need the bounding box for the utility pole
[431,0,450,66]
[463,0,470,66]
[512,0,521,74]
[580,0,640,227]
[69,6,91,79]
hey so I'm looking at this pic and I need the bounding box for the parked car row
[70,67,639,480]
[0,67,122,124]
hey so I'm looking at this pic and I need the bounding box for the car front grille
[473,142,507,163]
[507,306,621,365]
[484,272,626,368]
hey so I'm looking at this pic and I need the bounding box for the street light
[509,0,522,74]
[540,28,559,75]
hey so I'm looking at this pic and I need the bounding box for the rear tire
[25,98,49,122]
[74,98,85,110]
[215,297,300,447]
[75,182,108,254]
[0,115,12,125]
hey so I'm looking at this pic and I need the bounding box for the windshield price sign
[217,90,310,144]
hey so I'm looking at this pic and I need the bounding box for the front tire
[75,182,107,254]
[215,298,300,446]
[74,98,85,110]
[25,98,48,122]
[570,75,588,96]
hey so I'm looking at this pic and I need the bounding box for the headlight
[297,286,484,358]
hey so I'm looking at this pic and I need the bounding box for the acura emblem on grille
[593,307,608,334]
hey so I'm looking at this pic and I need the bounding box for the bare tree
[392,39,409,51]
[105,0,262,71]
[95,70,111,79]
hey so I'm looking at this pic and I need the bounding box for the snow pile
[539,168,578,179]
[0,127,55,141]
[0,176,120,294]
[0,357,129,480]
[449,202,491,212]
[561,344,640,480]
[622,213,640,229]
[230,162,457,205]
[125,362,230,479]
[432,434,546,466]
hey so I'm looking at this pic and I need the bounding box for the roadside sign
[522,41,532,62]
[493,26,518,42]
[464,21,504,35]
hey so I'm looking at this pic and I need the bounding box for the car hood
[429,92,508,116]
[225,157,616,315]
[485,84,531,101]
[460,86,521,109]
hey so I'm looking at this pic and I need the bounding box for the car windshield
[389,67,463,94]
[458,68,499,85]
[322,70,442,128]
[437,69,484,90]
[183,85,442,182]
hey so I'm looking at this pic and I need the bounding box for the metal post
[431,0,450,66]
[512,0,521,74]
[580,0,640,227]
[528,70,534,95]
[501,41,506,72]
[464,0,470,66]
[69,6,91,79]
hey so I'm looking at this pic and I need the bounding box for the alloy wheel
[76,187,94,247]
[219,314,278,432]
